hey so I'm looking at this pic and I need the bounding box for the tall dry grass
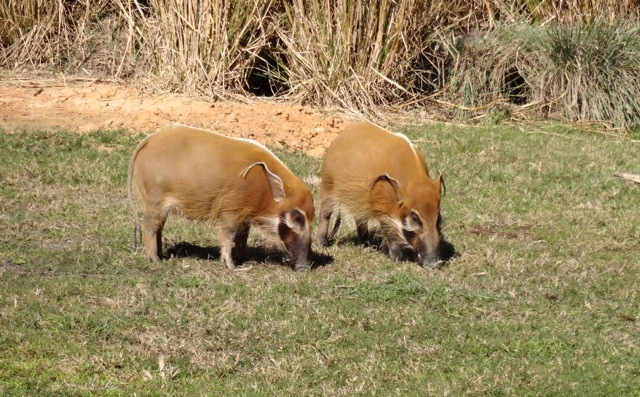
[1,0,639,128]
[0,0,277,97]
[142,0,275,97]
[275,0,430,113]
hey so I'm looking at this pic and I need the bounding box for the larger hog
[127,125,315,271]
[317,121,444,268]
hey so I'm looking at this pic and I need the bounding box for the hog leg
[233,222,251,265]
[387,239,404,262]
[355,217,370,246]
[317,196,336,246]
[219,220,242,270]
[379,235,403,262]
[142,209,166,262]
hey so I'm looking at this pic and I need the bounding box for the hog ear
[370,173,403,205]
[240,162,285,203]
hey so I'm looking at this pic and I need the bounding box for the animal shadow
[331,233,457,269]
[438,237,456,262]
[165,241,333,270]
[166,242,221,260]
[308,250,334,269]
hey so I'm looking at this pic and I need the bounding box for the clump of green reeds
[543,23,640,130]
[444,21,640,130]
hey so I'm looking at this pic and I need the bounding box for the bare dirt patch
[0,79,351,157]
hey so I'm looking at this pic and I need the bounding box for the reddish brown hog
[127,125,315,271]
[318,121,444,268]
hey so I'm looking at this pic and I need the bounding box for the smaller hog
[317,121,444,268]
[127,125,315,271]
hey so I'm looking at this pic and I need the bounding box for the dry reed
[1,0,639,128]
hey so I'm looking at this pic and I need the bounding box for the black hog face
[279,209,312,271]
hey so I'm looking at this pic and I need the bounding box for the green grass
[1,124,639,396]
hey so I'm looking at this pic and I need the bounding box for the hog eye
[411,211,422,224]
[291,209,306,226]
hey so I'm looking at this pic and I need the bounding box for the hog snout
[289,239,311,272]
[278,210,312,271]
[414,233,443,269]
[285,237,311,272]
[293,258,311,272]
[416,249,443,269]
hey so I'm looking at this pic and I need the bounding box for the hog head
[370,173,444,268]
[242,161,314,271]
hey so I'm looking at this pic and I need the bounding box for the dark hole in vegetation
[411,42,452,95]
[136,0,153,17]
[412,54,439,95]
[245,42,289,97]
[503,67,529,105]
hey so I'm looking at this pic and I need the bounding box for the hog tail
[127,135,151,250]
[133,222,141,249]
[328,211,342,240]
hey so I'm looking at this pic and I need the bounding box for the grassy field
[1,123,639,396]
